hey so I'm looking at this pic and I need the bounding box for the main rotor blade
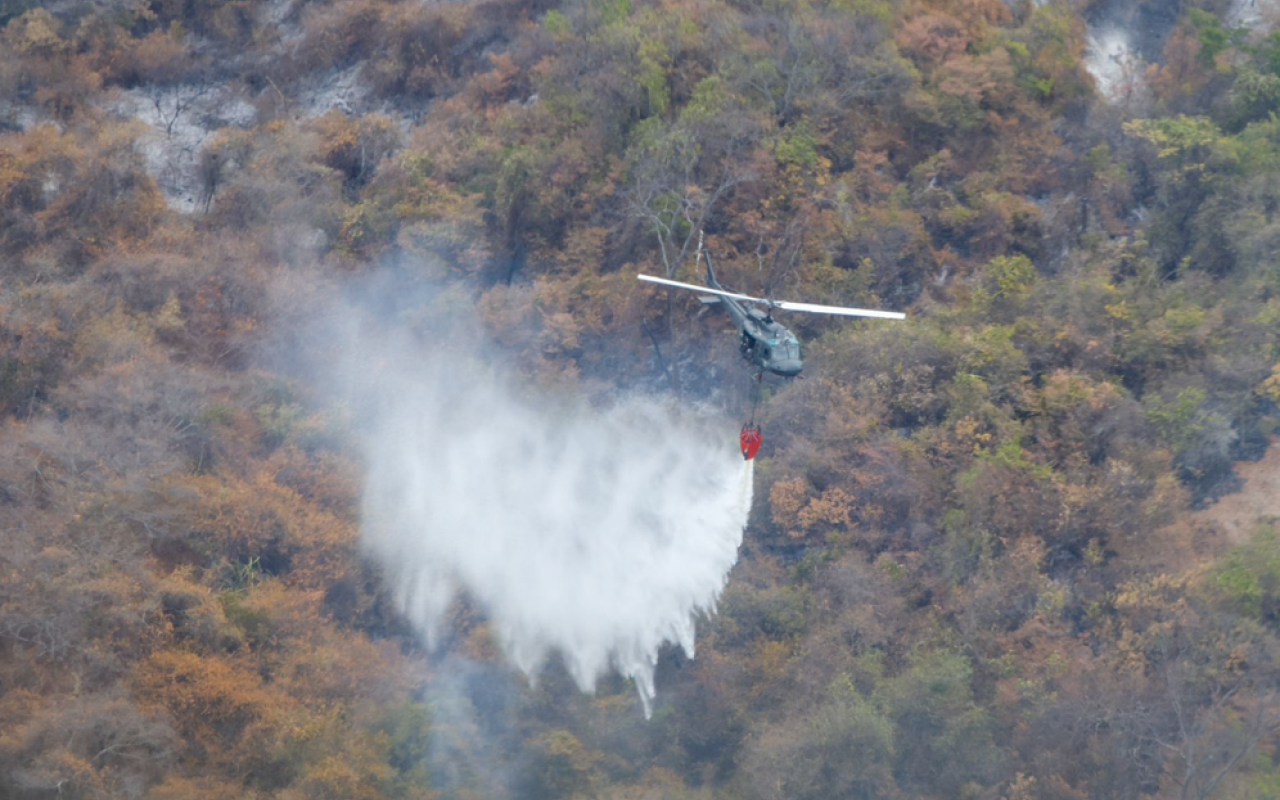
[773,300,906,320]
[638,274,906,320]
[637,274,764,305]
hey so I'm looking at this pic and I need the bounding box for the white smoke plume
[328,281,753,717]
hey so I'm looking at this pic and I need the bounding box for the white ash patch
[263,0,307,41]
[296,62,371,117]
[292,62,427,127]
[1085,27,1144,102]
[1227,0,1279,29]
[0,102,38,133]
[111,84,258,214]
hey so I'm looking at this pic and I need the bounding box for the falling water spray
[349,309,752,717]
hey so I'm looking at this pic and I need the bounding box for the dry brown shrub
[362,1,469,102]
[133,648,292,767]
[0,692,176,798]
[201,122,345,256]
[266,444,361,515]
[897,12,971,70]
[308,111,400,189]
[104,28,188,87]
[288,0,387,78]
[2,121,164,267]
[150,776,258,800]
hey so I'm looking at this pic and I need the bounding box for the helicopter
[637,257,904,380]
[639,255,904,460]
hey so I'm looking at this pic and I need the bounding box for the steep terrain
[4,1,1280,799]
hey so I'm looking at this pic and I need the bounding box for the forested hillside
[4,0,1280,798]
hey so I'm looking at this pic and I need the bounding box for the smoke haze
[310,275,753,716]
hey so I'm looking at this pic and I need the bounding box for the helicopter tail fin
[697,295,722,305]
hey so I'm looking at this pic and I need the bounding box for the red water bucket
[740,424,763,461]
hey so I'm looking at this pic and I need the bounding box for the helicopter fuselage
[713,295,804,378]
[640,256,901,381]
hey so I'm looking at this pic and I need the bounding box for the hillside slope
[4,1,1280,799]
